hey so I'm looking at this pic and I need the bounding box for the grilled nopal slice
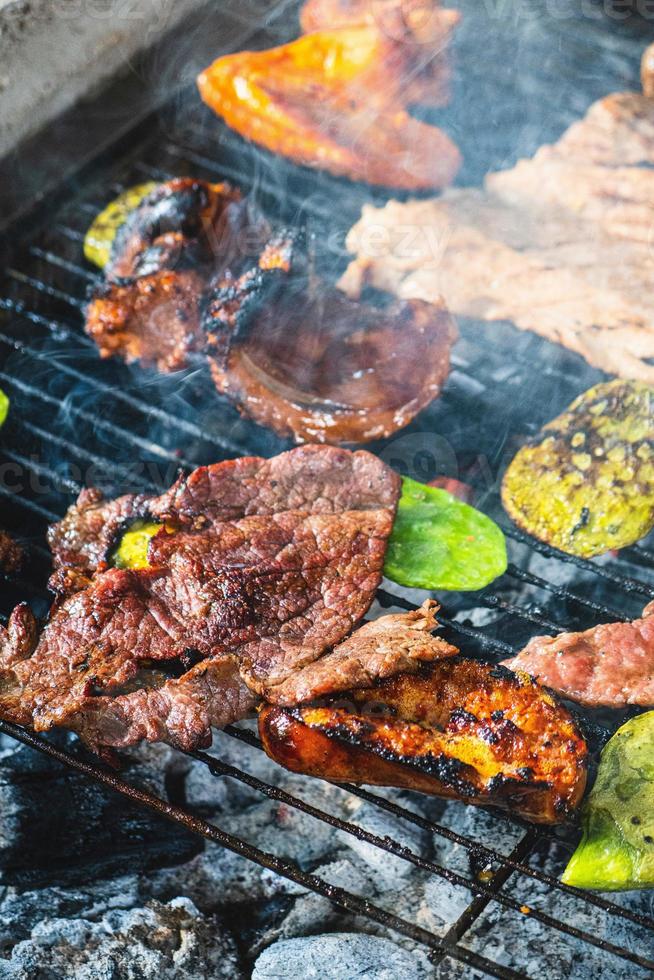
[260,661,588,824]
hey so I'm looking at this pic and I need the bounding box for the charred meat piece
[342,76,654,381]
[106,177,247,280]
[0,447,399,751]
[86,269,206,373]
[197,27,461,190]
[264,600,458,704]
[503,602,654,708]
[299,0,460,108]
[85,179,455,445]
[0,531,23,575]
[204,231,456,444]
[85,178,266,372]
[260,660,588,824]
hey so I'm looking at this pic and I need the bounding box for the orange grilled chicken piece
[300,0,461,107]
[301,0,451,31]
[260,660,588,825]
[197,25,461,190]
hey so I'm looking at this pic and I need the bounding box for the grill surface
[1,1,654,976]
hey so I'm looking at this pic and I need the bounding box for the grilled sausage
[259,660,587,824]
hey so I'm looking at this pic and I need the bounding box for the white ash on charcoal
[251,933,433,980]
[333,801,430,889]
[462,904,631,980]
[0,897,239,980]
[494,836,654,978]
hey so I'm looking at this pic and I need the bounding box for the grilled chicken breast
[260,660,587,824]
[299,0,460,108]
[197,27,461,190]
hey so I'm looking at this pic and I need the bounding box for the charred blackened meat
[85,176,456,445]
[204,231,457,444]
[85,178,268,372]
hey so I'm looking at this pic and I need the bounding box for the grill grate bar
[0,480,59,524]
[0,295,97,346]
[439,832,538,949]
[0,363,198,472]
[0,317,254,459]
[0,718,524,980]
[1,447,81,496]
[29,246,100,283]
[499,523,654,600]
[476,592,566,633]
[504,563,627,623]
[223,724,654,935]
[14,416,152,492]
[5,268,85,309]
[188,746,654,970]
[53,224,84,243]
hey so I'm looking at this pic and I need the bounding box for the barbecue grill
[1,0,654,976]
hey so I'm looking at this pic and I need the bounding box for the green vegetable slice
[0,388,9,428]
[384,477,507,591]
[84,181,158,269]
[562,712,654,891]
[112,520,164,570]
[502,380,654,558]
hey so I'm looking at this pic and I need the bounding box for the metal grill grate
[2,5,654,977]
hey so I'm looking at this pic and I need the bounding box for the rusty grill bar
[1,9,654,976]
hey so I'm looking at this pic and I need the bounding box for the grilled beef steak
[0,447,400,751]
[342,77,654,381]
[265,599,457,704]
[503,602,654,708]
[205,231,456,444]
[197,25,461,190]
[260,659,588,824]
[85,179,456,445]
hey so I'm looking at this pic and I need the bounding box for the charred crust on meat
[201,228,305,367]
[448,707,478,727]
[489,664,523,684]
[109,179,216,276]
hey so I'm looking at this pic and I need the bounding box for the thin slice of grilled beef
[204,231,456,444]
[342,78,654,382]
[0,446,400,751]
[502,602,654,707]
[264,599,457,704]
